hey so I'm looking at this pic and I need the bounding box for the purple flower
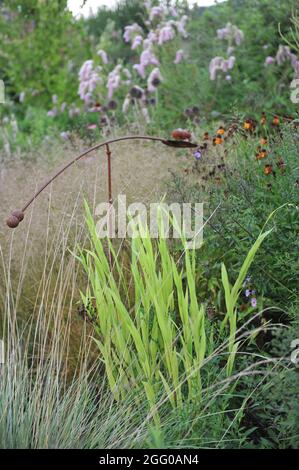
[174,49,184,65]
[176,15,188,38]
[251,298,257,308]
[133,63,146,79]
[265,56,275,66]
[140,49,159,67]
[149,6,164,22]
[47,108,57,118]
[60,131,70,140]
[245,289,251,298]
[78,60,102,102]
[193,150,202,161]
[217,23,244,46]
[131,35,143,50]
[97,49,109,64]
[106,65,122,99]
[158,25,175,45]
[123,23,143,43]
[227,56,236,69]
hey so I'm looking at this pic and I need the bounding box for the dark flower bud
[151,77,161,87]
[184,107,193,118]
[100,117,108,126]
[6,215,20,228]
[130,86,143,99]
[108,100,117,110]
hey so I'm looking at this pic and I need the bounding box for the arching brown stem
[6,135,197,229]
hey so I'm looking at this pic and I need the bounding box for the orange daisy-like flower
[260,137,268,145]
[260,112,266,125]
[243,118,256,132]
[171,128,191,141]
[272,115,280,126]
[217,126,225,135]
[213,135,223,145]
[264,164,273,175]
[256,149,268,160]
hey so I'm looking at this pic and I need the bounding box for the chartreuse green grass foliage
[221,228,272,375]
[77,201,271,421]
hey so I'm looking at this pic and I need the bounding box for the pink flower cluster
[209,23,242,81]
[209,56,236,81]
[123,23,143,43]
[73,1,188,126]
[217,23,244,46]
[133,48,159,79]
[78,60,102,104]
[265,45,299,75]
[97,49,109,65]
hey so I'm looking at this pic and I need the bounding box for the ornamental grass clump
[77,202,271,421]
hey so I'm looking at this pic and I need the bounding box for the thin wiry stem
[6,135,197,228]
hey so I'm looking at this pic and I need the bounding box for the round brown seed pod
[12,210,24,221]
[6,215,20,228]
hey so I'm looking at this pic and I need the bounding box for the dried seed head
[12,210,24,221]
[184,107,193,118]
[6,215,20,229]
[151,77,161,87]
[171,129,192,141]
[108,100,117,110]
[130,86,143,99]
[100,116,108,126]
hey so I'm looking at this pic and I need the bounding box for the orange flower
[243,118,256,132]
[213,135,223,145]
[260,137,268,145]
[264,164,273,175]
[171,128,191,141]
[256,148,268,160]
[217,126,225,135]
[272,115,280,126]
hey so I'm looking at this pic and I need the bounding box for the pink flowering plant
[45,1,190,137]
